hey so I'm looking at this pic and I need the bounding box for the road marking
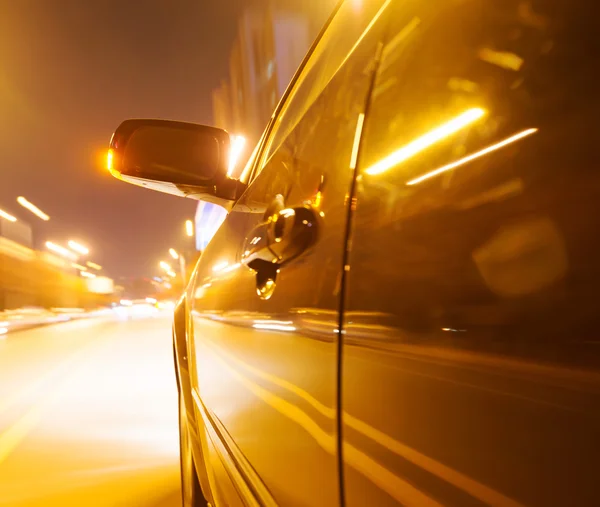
[203,340,522,506]
[0,346,92,466]
[0,397,49,463]
[204,344,441,507]
[0,350,84,417]
[203,341,335,419]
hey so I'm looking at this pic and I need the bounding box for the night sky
[0,0,257,278]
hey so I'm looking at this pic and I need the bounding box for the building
[211,3,322,144]
[196,0,337,250]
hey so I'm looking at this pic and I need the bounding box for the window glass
[255,0,389,175]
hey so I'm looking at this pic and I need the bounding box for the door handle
[242,204,321,298]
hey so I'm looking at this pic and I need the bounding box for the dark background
[0,0,257,277]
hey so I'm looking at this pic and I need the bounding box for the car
[107,0,600,505]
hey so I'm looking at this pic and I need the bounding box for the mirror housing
[107,119,246,204]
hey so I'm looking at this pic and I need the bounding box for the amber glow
[406,128,538,186]
[185,220,194,237]
[159,261,172,272]
[169,248,179,260]
[106,149,114,171]
[68,240,89,255]
[17,196,50,221]
[350,113,365,170]
[228,135,247,176]
[0,208,17,222]
[45,241,77,260]
[364,108,486,176]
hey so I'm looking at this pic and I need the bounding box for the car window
[251,0,390,181]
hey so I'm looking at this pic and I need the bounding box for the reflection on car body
[109,0,600,505]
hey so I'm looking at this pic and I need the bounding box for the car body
[109,0,600,505]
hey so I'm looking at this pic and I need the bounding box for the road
[0,314,181,507]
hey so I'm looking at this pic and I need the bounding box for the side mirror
[107,119,245,203]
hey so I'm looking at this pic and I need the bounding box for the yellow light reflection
[364,108,486,176]
[228,135,247,176]
[406,128,538,186]
[106,149,114,171]
[350,113,365,170]
[212,261,229,272]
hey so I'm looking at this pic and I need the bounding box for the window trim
[242,1,345,186]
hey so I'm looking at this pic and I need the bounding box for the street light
[169,248,187,279]
[185,220,194,237]
[68,240,89,255]
[0,208,17,222]
[228,134,247,176]
[46,241,77,260]
[159,261,173,272]
[17,196,50,221]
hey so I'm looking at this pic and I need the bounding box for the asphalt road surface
[0,313,181,507]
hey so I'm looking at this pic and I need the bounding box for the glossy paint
[186,1,389,505]
[172,0,600,506]
[343,0,600,505]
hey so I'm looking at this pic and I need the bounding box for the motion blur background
[0,0,336,504]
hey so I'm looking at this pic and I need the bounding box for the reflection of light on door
[407,128,537,185]
[365,108,486,176]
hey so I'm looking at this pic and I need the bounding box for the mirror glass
[121,125,226,185]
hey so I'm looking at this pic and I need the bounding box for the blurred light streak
[159,261,172,272]
[81,271,96,279]
[106,149,114,171]
[228,135,247,176]
[68,240,89,255]
[350,113,365,169]
[120,299,133,306]
[46,241,77,260]
[86,261,102,270]
[340,0,393,72]
[185,220,194,237]
[406,128,538,186]
[364,108,486,176]
[0,208,17,222]
[72,263,87,271]
[478,48,524,71]
[212,261,229,272]
[145,297,157,304]
[252,323,296,332]
[168,248,179,259]
[17,196,50,221]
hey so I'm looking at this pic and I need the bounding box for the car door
[343,0,600,505]
[189,1,390,505]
